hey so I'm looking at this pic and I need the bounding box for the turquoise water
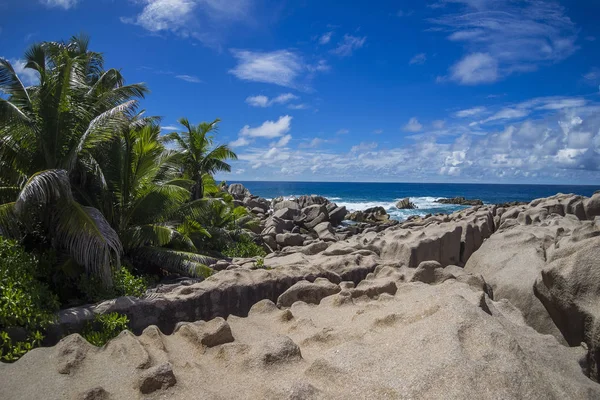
[236,181,600,221]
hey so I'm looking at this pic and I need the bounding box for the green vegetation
[0,34,261,360]
[223,234,267,259]
[0,238,58,362]
[81,312,129,347]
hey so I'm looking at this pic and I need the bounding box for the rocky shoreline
[2,190,600,399]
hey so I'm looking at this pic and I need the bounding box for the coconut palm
[0,34,147,284]
[164,118,237,200]
[86,121,216,277]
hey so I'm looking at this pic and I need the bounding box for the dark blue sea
[237,181,600,221]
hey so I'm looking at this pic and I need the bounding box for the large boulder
[273,199,301,212]
[275,233,305,248]
[313,222,337,242]
[297,195,329,209]
[300,204,329,224]
[328,206,348,226]
[534,235,600,380]
[276,278,341,307]
[273,207,301,221]
[584,192,600,220]
[396,198,417,209]
[227,183,249,200]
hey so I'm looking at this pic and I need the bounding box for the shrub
[78,266,150,304]
[0,237,59,362]
[223,235,267,258]
[82,312,130,347]
[113,266,149,298]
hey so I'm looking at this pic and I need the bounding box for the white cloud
[245,95,269,107]
[409,53,427,65]
[175,74,202,83]
[431,0,578,84]
[274,134,292,147]
[351,142,378,153]
[288,103,308,110]
[449,53,498,85]
[230,136,252,148]
[161,125,179,131]
[336,129,349,135]
[40,0,79,9]
[455,106,486,118]
[432,120,446,129]
[403,117,423,132]
[122,0,252,46]
[239,115,292,139]
[226,95,600,183]
[245,93,298,107]
[229,50,308,88]
[299,138,326,149]
[331,34,366,57]
[318,32,333,45]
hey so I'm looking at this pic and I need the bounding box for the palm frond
[15,169,73,213]
[54,203,122,286]
[129,246,215,278]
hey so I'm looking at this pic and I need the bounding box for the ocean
[236,181,600,221]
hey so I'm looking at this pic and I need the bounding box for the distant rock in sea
[436,196,484,206]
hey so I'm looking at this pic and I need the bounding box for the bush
[78,265,150,304]
[0,237,59,362]
[223,235,267,258]
[82,312,129,347]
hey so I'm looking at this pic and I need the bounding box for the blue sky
[1,0,600,184]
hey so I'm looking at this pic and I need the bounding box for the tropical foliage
[0,35,251,302]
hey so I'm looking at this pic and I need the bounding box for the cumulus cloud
[229,50,324,88]
[431,0,578,84]
[224,95,600,183]
[331,34,366,57]
[122,0,252,46]
[409,53,427,65]
[229,115,292,149]
[245,93,298,107]
[40,0,79,9]
[403,117,423,132]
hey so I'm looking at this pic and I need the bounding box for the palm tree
[0,34,147,285]
[86,121,216,277]
[164,118,237,200]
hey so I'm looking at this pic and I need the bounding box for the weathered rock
[584,192,600,220]
[138,363,177,394]
[256,335,302,365]
[328,206,348,226]
[437,197,484,206]
[300,204,329,224]
[277,278,341,307]
[276,233,305,248]
[313,222,337,242]
[80,387,110,400]
[396,198,417,209]
[297,195,329,209]
[274,207,301,220]
[273,200,301,212]
[228,183,250,200]
[410,260,455,284]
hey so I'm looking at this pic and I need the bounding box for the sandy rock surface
[2,192,600,399]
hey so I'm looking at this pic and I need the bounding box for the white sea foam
[334,196,466,221]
